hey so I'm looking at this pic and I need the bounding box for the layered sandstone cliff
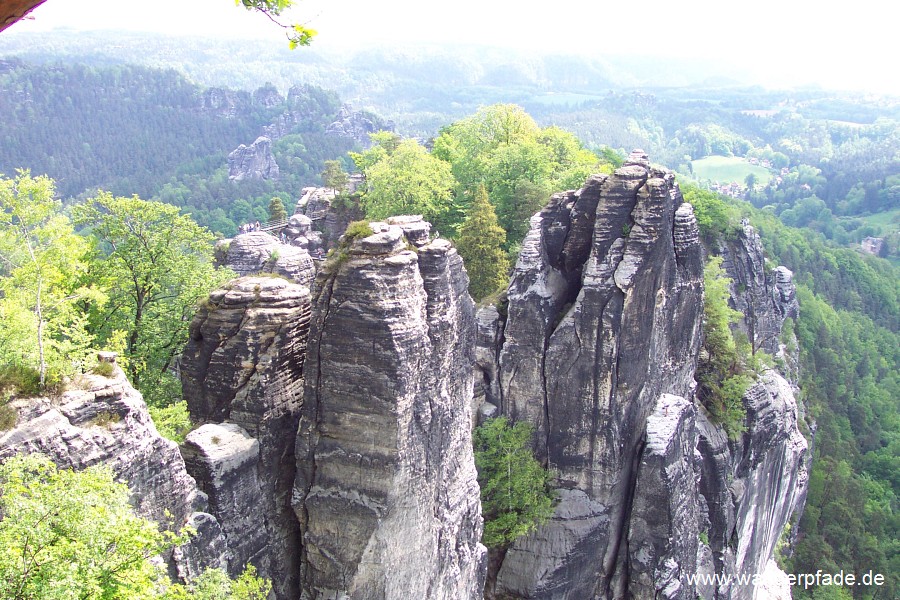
[292,216,487,599]
[480,151,807,599]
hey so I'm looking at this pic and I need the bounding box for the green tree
[73,193,232,405]
[321,159,349,194]
[432,104,598,243]
[0,172,105,388]
[0,454,272,600]
[473,417,555,548]
[697,256,750,438]
[455,185,510,301]
[0,454,186,599]
[359,139,455,225]
[267,196,288,223]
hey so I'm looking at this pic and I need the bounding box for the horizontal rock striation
[0,368,227,580]
[293,216,486,599]
[495,151,705,598]
[489,152,806,599]
[181,276,312,598]
[216,231,316,287]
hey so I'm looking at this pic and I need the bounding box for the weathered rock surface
[290,185,364,256]
[325,105,394,146]
[215,231,316,286]
[0,368,227,580]
[696,371,809,600]
[719,221,798,357]
[181,276,312,598]
[228,135,279,181]
[293,216,486,599]
[487,152,806,599]
[495,151,705,598]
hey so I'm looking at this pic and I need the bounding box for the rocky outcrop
[215,231,316,286]
[180,276,312,598]
[228,136,279,181]
[325,105,394,146]
[485,152,806,599]
[290,185,365,256]
[292,216,486,599]
[200,87,251,119]
[696,371,809,600]
[495,151,705,598]
[0,366,227,580]
[719,221,798,357]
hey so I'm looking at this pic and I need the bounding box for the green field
[856,208,900,234]
[691,156,773,185]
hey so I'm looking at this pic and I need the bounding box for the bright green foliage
[149,401,193,444]
[0,454,186,599]
[473,417,555,548]
[267,197,288,223]
[682,184,744,243]
[357,139,455,225]
[0,454,273,599]
[321,159,350,194]
[0,172,106,388]
[432,104,600,243]
[237,1,317,48]
[697,256,750,439]
[164,565,271,600]
[73,193,232,406]
[455,186,510,301]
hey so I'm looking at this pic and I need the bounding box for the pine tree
[268,196,288,223]
[455,185,510,301]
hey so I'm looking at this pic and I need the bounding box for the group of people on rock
[239,221,261,234]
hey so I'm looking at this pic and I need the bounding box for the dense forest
[0,35,897,599]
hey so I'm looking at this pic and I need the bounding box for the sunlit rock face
[228,135,279,181]
[486,152,807,599]
[0,368,228,582]
[215,231,316,287]
[181,276,312,598]
[292,217,487,600]
[494,151,705,598]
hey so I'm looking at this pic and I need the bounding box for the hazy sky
[11,0,899,94]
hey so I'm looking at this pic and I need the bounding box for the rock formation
[481,151,807,599]
[215,231,316,287]
[180,276,312,598]
[325,105,395,146]
[228,135,279,181]
[292,216,487,599]
[0,365,228,581]
[719,220,799,357]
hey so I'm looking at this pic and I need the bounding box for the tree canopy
[73,193,232,405]
[0,453,271,599]
[454,185,510,301]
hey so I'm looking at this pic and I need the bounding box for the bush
[149,401,193,444]
[91,361,116,377]
[473,417,556,548]
[0,364,42,398]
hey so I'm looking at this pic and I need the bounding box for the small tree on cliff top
[455,185,510,301]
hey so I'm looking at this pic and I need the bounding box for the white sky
[9,0,900,94]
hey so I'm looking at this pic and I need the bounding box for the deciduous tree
[73,193,231,405]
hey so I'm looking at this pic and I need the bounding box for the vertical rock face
[228,135,280,181]
[719,221,799,357]
[490,152,807,599]
[292,217,487,599]
[496,151,705,598]
[181,276,312,598]
[0,369,228,580]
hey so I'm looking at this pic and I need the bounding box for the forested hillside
[0,58,373,236]
[687,187,899,599]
